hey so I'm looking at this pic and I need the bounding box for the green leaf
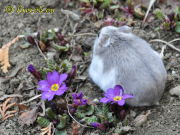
[75,105,95,118]
[110,5,120,10]
[56,114,68,130]
[40,29,57,43]
[175,22,180,33]
[100,0,111,9]
[153,9,164,20]
[45,59,60,71]
[92,0,98,5]
[46,108,57,120]
[101,104,109,115]
[174,7,180,16]
[55,129,67,135]
[60,59,72,72]
[51,43,69,51]
[133,7,145,19]
[81,115,98,124]
[36,117,50,127]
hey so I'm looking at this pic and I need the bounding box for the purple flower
[100,85,134,106]
[27,64,41,80]
[72,92,87,106]
[28,64,35,72]
[90,122,106,130]
[37,71,68,101]
[91,122,101,128]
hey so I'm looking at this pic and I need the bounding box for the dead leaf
[0,98,17,121]
[71,121,81,135]
[0,36,21,73]
[39,41,47,52]
[16,104,29,112]
[18,107,38,126]
[41,123,54,135]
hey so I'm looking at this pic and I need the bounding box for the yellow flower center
[113,96,122,101]
[51,84,59,91]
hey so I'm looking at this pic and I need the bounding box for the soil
[0,0,180,135]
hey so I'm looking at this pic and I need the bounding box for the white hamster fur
[88,26,167,106]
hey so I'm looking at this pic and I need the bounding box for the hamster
[88,26,167,106]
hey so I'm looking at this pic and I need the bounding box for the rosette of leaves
[40,29,57,44]
[41,60,60,78]
[37,108,70,134]
[41,59,72,78]
[154,7,180,33]
[95,104,117,124]
[75,103,117,125]
[40,29,69,52]
[75,105,95,119]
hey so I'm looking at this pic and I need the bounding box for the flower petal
[54,84,68,96]
[77,92,83,99]
[41,92,55,101]
[37,80,50,91]
[72,93,77,99]
[117,100,125,106]
[59,73,68,84]
[74,99,80,105]
[100,97,111,103]
[47,71,60,84]
[122,94,134,99]
[114,85,123,96]
[81,99,87,105]
[90,122,101,128]
[104,88,115,99]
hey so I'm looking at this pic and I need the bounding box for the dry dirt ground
[0,0,180,135]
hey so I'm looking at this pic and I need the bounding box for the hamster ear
[118,25,132,33]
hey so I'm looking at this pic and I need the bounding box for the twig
[65,97,92,128]
[160,45,166,59]
[0,94,23,101]
[20,94,41,104]
[143,0,156,23]
[150,39,180,53]
[169,38,180,43]
[69,33,97,37]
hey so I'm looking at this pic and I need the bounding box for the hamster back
[89,26,167,106]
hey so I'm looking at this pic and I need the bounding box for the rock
[134,110,151,127]
[169,85,180,97]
